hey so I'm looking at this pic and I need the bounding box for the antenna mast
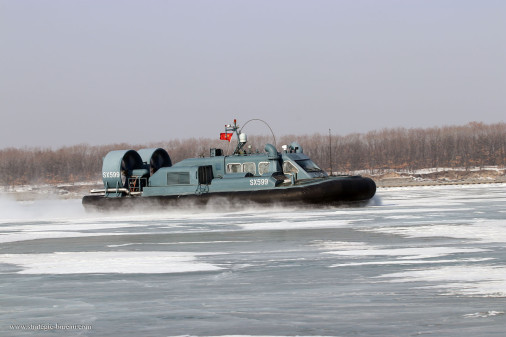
[224,119,247,155]
[329,128,333,176]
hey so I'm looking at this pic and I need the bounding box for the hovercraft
[82,120,376,211]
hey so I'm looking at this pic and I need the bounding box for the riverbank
[363,167,506,188]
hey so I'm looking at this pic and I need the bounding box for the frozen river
[1,184,505,336]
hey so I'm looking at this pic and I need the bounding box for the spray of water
[367,194,383,206]
[0,195,88,222]
[1,190,380,224]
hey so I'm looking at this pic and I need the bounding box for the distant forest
[0,122,505,185]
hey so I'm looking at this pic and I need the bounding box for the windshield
[296,159,323,172]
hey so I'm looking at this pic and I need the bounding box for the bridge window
[226,163,242,173]
[242,162,256,175]
[283,161,299,174]
[167,172,190,185]
[296,159,322,173]
[258,162,269,175]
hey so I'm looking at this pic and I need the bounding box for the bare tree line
[305,121,506,173]
[0,122,504,185]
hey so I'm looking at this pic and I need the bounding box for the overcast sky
[1,0,505,148]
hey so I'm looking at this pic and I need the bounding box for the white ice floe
[238,219,349,231]
[0,231,128,244]
[0,219,177,243]
[106,240,253,248]
[463,311,505,318]
[331,246,488,259]
[3,221,144,233]
[0,251,223,274]
[174,335,337,337]
[330,258,493,268]
[314,240,492,268]
[377,265,506,297]
[316,240,487,259]
[364,220,506,243]
[311,240,372,251]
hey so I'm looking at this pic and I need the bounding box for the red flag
[220,133,233,142]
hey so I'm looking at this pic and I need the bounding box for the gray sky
[1,0,505,148]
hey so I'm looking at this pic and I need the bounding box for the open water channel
[0,184,505,336]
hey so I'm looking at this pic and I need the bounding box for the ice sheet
[377,265,506,297]
[1,183,506,336]
[238,219,350,231]
[0,251,224,274]
[315,240,488,259]
[364,221,506,243]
